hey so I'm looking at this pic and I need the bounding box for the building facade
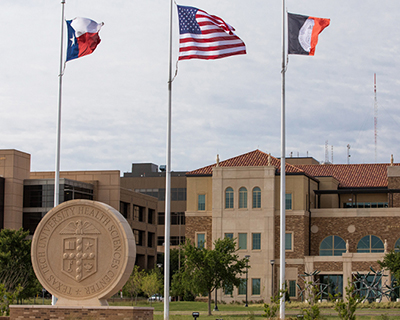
[0,149,158,270]
[185,149,400,303]
[122,163,187,255]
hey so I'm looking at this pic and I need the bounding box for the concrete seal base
[9,305,153,320]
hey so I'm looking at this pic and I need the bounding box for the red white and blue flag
[288,13,330,56]
[177,5,246,60]
[66,17,104,62]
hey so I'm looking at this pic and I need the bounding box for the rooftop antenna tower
[331,145,333,164]
[325,140,329,163]
[374,73,378,163]
[347,144,351,164]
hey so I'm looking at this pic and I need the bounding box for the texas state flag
[66,17,104,62]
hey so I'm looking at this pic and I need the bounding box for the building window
[239,187,248,209]
[238,279,246,295]
[285,193,292,210]
[357,235,384,253]
[395,238,400,252]
[148,209,155,224]
[23,212,43,235]
[225,187,234,209]
[238,233,247,250]
[288,280,297,297]
[148,232,155,248]
[319,275,343,299]
[285,232,293,251]
[252,187,261,208]
[171,212,185,225]
[198,194,205,211]
[252,233,261,250]
[225,233,234,240]
[252,278,261,295]
[197,233,205,248]
[119,202,130,219]
[224,285,233,295]
[158,212,165,225]
[157,236,164,246]
[320,235,346,256]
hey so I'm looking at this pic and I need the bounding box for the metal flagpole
[53,0,66,306]
[164,0,174,319]
[280,0,287,318]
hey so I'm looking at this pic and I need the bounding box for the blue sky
[1,0,399,174]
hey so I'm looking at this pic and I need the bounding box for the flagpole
[53,0,65,306]
[280,0,287,318]
[164,0,174,319]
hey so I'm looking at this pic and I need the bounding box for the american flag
[177,5,246,60]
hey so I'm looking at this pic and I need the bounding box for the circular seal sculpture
[31,200,136,306]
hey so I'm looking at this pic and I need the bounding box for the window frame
[198,194,206,211]
[252,278,261,295]
[252,233,261,250]
[288,280,297,298]
[225,187,234,209]
[196,232,206,248]
[357,235,384,253]
[285,232,293,251]
[319,235,346,256]
[238,233,247,250]
[285,193,292,210]
[252,187,261,208]
[239,187,248,209]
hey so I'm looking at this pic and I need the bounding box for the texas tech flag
[288,13,330,56]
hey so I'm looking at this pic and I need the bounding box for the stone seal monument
[31,199,136,307]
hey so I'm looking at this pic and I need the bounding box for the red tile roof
[187,150,399,188]
[186,150,304,176]
[296,163,399,188]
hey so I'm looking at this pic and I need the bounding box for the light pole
[245,255,250,307]
[270,260,275,298]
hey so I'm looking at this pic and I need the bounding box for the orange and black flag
[288,13,330,56]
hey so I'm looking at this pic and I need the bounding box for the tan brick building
[0,149,157,270]
[185,149,400,303]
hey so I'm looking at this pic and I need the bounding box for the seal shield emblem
[61,220,100,282]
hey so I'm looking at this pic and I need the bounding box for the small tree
[331,280,359,320]
[0,228,37,299]
[141,268,163,306]
[378,250,400,280]
[178,237,248,316]
[123,266,145,305]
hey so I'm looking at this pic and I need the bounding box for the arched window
[357,235,384,253]
[239,187,247,208]
[319,235,346,256]
[252,187,261,208]
[225,187,234,209]
[395,238,400,252]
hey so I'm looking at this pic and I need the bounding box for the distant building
[185,149,400,303]
[122,163,187,256]
[0,149,157,270]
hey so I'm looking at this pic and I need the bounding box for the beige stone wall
[0,150,31,229]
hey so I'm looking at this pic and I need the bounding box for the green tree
[178,237,248,316]
[331,280,359,320]
[0,228,37,299]
[122,265,145,305]
[378,250,400,281]
[141,268,163,306]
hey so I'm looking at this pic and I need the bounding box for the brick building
[0,149,158,270]
[185,149,400,302]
